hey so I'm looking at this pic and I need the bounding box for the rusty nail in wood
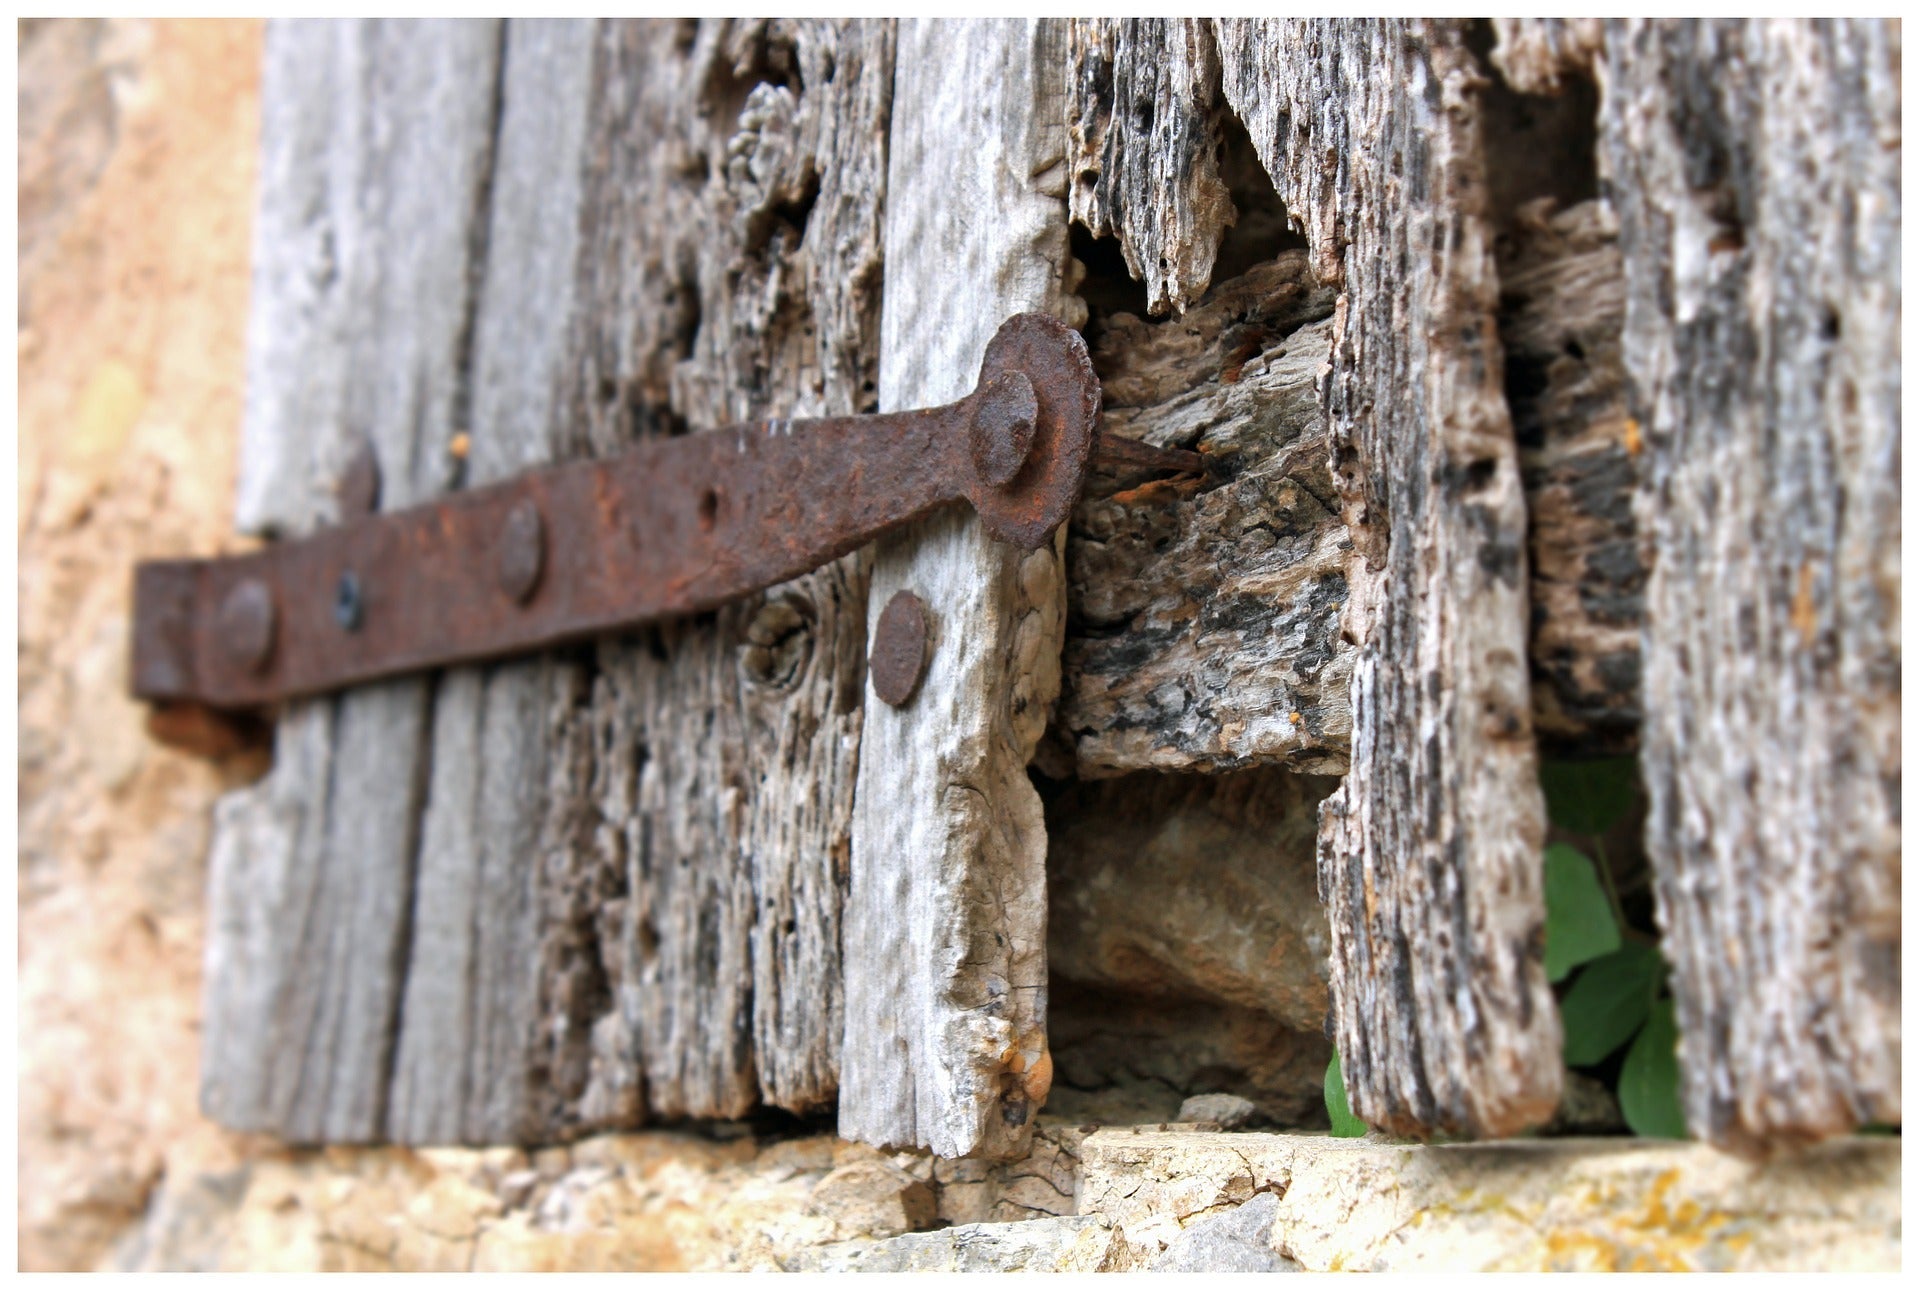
[498,499,546,603]
[334,571,365,632]
[216,579,276,674]
[337,437,381,518]
[969,369,1039,488]
[870,590,931,707]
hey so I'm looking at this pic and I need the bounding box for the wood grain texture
[1214,18,1561,1138]
[840,17,1075,1161]
[1506,18,1902,1153]
[201,18,503,1143]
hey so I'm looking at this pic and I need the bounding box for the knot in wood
[740,595,814,691]
[869,590,931,707]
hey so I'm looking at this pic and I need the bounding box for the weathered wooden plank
[1505,17,1902,1153]
[1212,18,1561,1138]
[387,17,600,1145]
[544,18,890,1122]
[202,18,505,1141]
[840,17,1075,1161]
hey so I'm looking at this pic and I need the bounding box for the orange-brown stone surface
[17,17,266,1271]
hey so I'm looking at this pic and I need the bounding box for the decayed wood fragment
[840,17,1075,1161]
[1066,18,1234,317]
[1213,18,1561,1138]
[1506,17,1901,1153]
[1059,254,1349,777]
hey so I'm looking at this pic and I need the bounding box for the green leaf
[1324,1051,1369,1138]
[1540,757,1639,836]
[1619,998,1689,1139]
[1543,843,1621,982]
[1560,942,1664,1066]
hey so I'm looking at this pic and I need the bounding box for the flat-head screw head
[216,579,277,674]
[969,369,1039,489]
[334,571,365,632]
[870,589,931,707]
[498,498,546,604]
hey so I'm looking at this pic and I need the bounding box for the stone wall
[18,17,266,1271]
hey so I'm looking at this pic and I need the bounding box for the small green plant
[1323,1050,1370,1137]
[1541,756,1686,1139]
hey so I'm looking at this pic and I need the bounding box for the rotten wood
[839,17,1075,1161]
[1211,17,1561,1138]
[1501,17,1902,1154]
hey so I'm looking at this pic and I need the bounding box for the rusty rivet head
[870,589,931,708]
[969,369,1039,489]
[498,498,546,604]
[216,579,276,674]
[337,437,382,519]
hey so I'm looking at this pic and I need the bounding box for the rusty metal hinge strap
[131,313,1196,713]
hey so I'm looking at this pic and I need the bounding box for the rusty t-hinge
[131,313,1199,735]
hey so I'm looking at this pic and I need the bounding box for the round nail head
[498,498,546,603]
[216,579,277,674]
[870,590,931,707]
[969,369,1039,489]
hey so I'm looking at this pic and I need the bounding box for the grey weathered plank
[387,17,600,1145]
[202,18,505,1142]
[839,17,1075,1161]
[1209,18,1561,1138]
[1503,17,1901,1153]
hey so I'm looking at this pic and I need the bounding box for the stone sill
[1070,1130,1901,1271]
[114,1127,1900,1272]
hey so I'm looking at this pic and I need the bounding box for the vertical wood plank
[839,17,1078,1161]
[1213,18,1561,1138]
[201,18,505,1141]
[1505,18,1901,1153]
[387,17,601,1144]
[551,19,891,1123]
